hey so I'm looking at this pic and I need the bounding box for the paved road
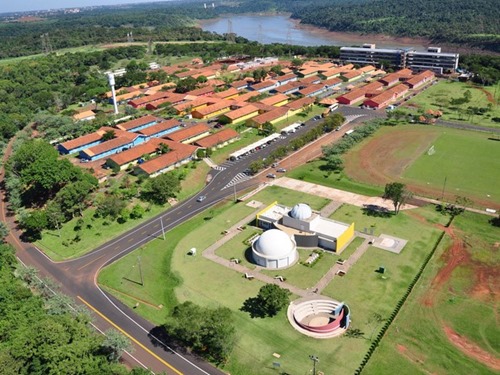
[5,107,382,374]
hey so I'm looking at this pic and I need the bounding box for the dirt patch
[345,127,439,188]
[422,226,469,307]
[443,325,500,371]
[475,86,496,105]
[470,265,500,302]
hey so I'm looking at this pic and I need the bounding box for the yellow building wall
[193,107,230,120]
[182,131,211,144]
[270,114,289,125]
[230,111,259,124]
[273,99,289,107]
[336,222,355,252]
[256,201,277,223]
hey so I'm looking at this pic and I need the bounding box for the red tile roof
[251,107,289,126]
[194,128,240,148]
[298,84,325,96]
[115,115,160,131]
[259,94,289,106]
[221,105,259,121]
[60,130,102,151]
[192,100,232,117]
[137,119,181,137]
[341,70,363,80]
[164,123,210,142]
[250,80,277,91]
[285,96,315,111]
[107,138,164,166]
[83,135,138,157]
[136,143,198,175]
[405,70,435,87]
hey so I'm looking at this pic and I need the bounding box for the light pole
[309,355,319,375]
[160,216,165,240]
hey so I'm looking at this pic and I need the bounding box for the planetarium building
[251,229,298,269]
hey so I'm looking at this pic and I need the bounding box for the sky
[3,1,169,14]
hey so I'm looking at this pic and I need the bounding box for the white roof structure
[290,203,313,221]
[254,229,295,258]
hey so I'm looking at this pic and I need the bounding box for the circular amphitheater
[287,296,350,339]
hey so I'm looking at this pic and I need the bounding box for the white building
[251,229,298,269]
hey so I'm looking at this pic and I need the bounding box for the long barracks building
[340,44,459,74]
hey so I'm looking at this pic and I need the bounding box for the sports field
[343,125,500,209]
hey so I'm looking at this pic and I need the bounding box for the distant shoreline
[198,13,497,55]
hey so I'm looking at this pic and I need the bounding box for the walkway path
[201,205,308,297]
[314,235,371,293]
[273,177,417,212]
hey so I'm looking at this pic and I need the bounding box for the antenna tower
[226,20,236,43]
[107,73,119,115]
[286,26,292,45]
[41,33,53,54]
[147,38,153,54]
[257,23,263,44]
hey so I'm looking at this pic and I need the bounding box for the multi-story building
[340,44,459,74]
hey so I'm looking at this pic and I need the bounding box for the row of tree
[0,242,151,374]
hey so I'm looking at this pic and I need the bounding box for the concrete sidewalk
[272,177,417,212]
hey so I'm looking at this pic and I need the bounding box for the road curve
[2,108,379,374]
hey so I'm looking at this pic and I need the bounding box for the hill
[290,0,500,52]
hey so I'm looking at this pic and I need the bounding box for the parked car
[266,173,277,179]
[197,195,206,202]
[276,168,287,173]
[272,162,279,168]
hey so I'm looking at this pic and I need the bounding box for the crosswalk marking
[222,173,252,190]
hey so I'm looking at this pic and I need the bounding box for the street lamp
[309,355,319,375]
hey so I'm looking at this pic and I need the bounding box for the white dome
[290,203,312,220]
[254,229,295,258]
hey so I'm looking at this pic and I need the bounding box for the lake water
[200,14,427,50]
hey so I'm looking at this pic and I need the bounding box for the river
[199,14,429,50]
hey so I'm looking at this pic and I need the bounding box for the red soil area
[443,326,500,371]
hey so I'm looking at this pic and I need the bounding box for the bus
[344,129,355,137]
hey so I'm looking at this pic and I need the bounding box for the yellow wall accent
[228,111,259,124]
[336,222,355,253]
[256,201,277,223]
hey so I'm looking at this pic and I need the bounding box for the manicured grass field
[210,127,261,164]
[215,227,261,270]
[402,129,500,202]
[404,80,500,128]
[287,159,384,197]
[260,249,338,290]
[364,211,500,375]
[99,183,454,375]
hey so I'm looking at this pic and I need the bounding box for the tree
[164,302,235,364]
[0,222,9,242]
[324,155,344,172]
[157,143,171,154]
[142,173,180,205]
[256,284,291,317]
[95,194,127,219]
[101,130,116,141]
[383,182,412,214]
[259,121,276,136]
[101,329,133,362]
[174,76,197,93]
[291,58,303,68]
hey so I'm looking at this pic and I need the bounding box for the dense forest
[291,0,500,52]
[0,243,150,374]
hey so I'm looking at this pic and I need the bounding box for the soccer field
[343,125,500,208]
[403,130,500,203]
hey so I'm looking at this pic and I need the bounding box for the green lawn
[36,203,166,261]
[404,80,500,128]
[322,204,446,341]
[215,227,262,270]
[287,159,384,197]
[99,185,452,375]
[402,129,500,202]
[210,127,261,164]
[365,211,500,375]
[273,105,325,131]
[260,249,338,290]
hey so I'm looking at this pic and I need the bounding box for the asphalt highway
[11,107,380,374]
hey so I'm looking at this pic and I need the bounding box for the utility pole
[160,217,165,240]
[309,355,319,375]
[441,176,447,202]
[137,256,144,286]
